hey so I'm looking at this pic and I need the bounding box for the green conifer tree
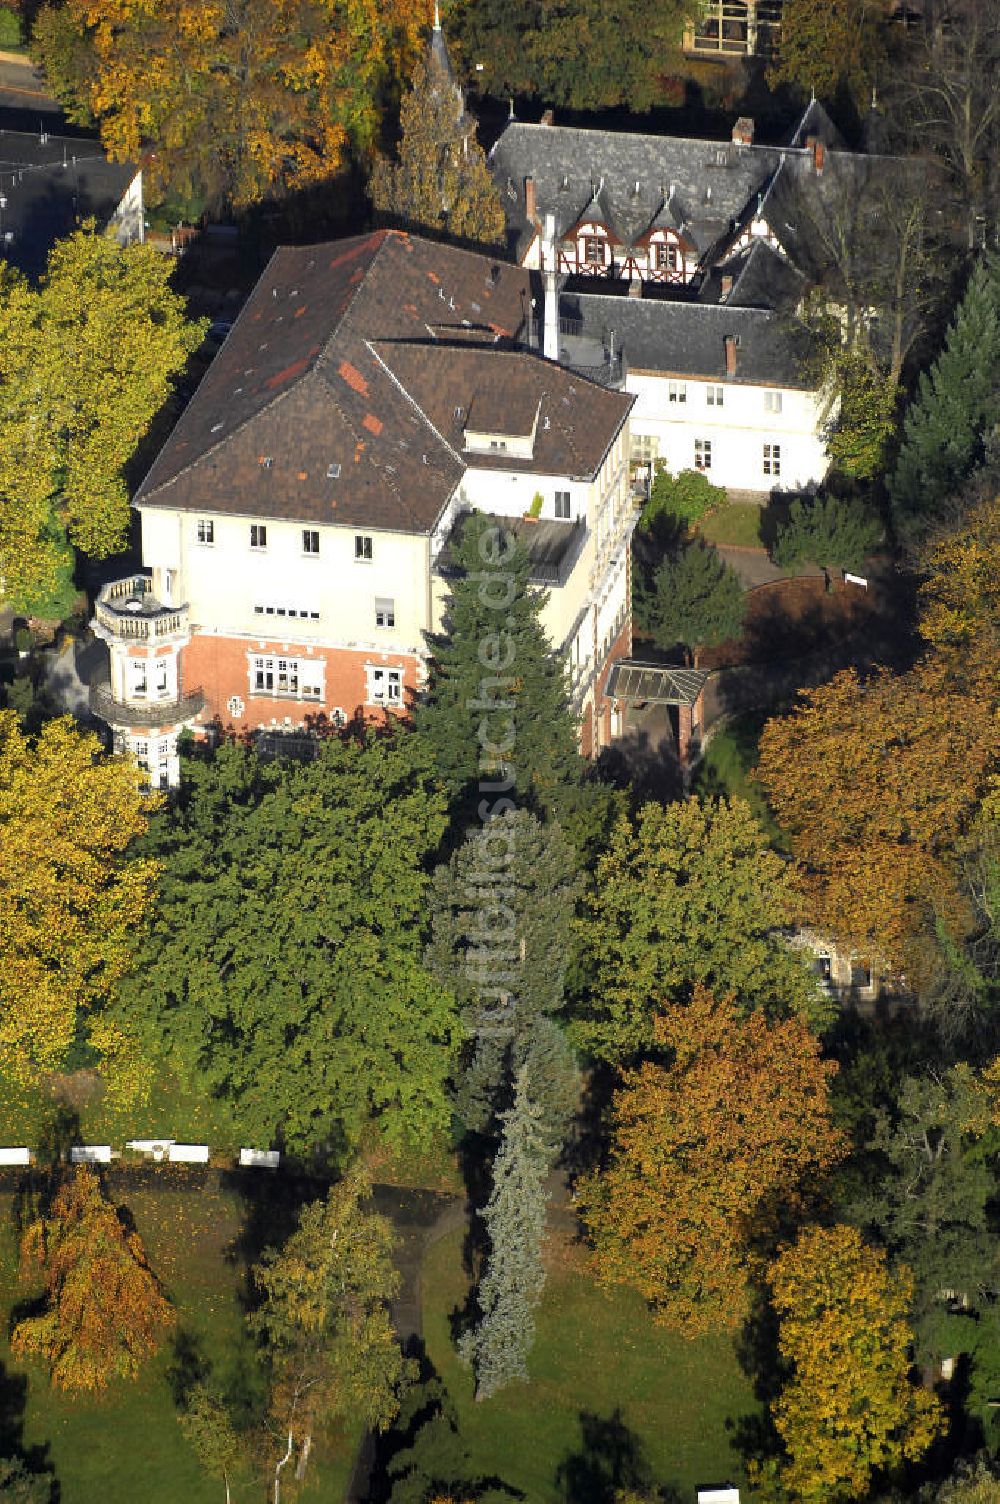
[459,1066,550,1399]
[890,254,1000,544]
[638,539,745,664]
[415,511,581,815]
[369,25,504,246]
[426,808,581,1136]
[771,491,881,586]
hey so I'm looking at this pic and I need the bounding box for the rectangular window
[250,524,267,550]
[763,442,781,476]
[695,438,712,470]
[302,529,320,555]
[668,381,687,404]
[196,518,214,545]
[354,534,373,561]
[764,390,783,414]
[554,490,571,519]
[706,385,724,407]
[630,434,660,463]
[655,242,679,271]
[129,659,147,698]
[154,661,169,699]
[375,597,395,628]
[365,666,403,706]
[488,439,507,452]
[251,655,323,700]
[583,236,605,265]
[253,604,320,619]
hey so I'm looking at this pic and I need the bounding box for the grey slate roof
[787,98,846,150]
[725,239,807,308]
[0,129,137,280]
[489,121,782,262]
[558,290,816,389]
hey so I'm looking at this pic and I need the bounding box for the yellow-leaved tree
[0,227,203,616]
[53,0,431,210]
[0,711,159,1082]
[762,1223,941,1501]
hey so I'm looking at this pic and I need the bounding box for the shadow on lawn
[555,1408,681,1504]
[0,1357,59,1501]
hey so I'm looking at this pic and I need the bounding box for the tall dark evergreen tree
[771,491,882,585]
[459,1066,550,1399]
[426,807,581,1137]
[890,253,1000,544]
[416,511,582,816]
[638,538,745,664]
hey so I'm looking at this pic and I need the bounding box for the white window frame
[365,666,403,706]
[764,390,783,414]
[668,381,687,404]
[706,385,724,407]
[695,438,712,471]
[375,597,395,629]
[129,658,148,699]
[196,518,214,546]
[354,534,373,562]
[763,442,781,477]
[554,490,571,519]
[250,654,324,701]
[302,529,320,556]
[250,524,267,550]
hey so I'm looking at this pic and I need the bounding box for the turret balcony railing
[89,678,205,729]
[93,576,191,645]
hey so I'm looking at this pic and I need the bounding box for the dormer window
[583,236,605,265]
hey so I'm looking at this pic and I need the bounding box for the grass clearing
[0,1178,360,1504]
[696,504,765,550]
[422,1224,758,1502]
[693,711,785,848]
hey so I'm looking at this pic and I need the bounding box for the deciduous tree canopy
[0,230,202,616]
[0,711,156,1083]
[756,663,999,976]
[578,989,844,1336]
[118,732,459,1157]
[765,1223,941,1501]
[47,0,430,209]
[11,1169,174,1392]
[573,798,822,1061]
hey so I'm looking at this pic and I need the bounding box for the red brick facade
[582,612,633,757]
[180,632,420,734]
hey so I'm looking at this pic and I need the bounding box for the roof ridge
[367,340,466,467]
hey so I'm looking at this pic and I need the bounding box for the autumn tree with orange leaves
[756,661,999,978]
[11,1169,174,1392]
[760,1223,941,1502]
[45,0,432,209]
[577,989,845,1337]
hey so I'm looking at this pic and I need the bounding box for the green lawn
[422,1225,759,1502]
[693,712,785,849]
[0,1181,360,1504]
[696,504,764,549]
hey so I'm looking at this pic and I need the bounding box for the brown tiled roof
[136,230,543,532]
[373,342,632,478]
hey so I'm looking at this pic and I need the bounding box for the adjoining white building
[89,230,636,784]
[488,100,921,493]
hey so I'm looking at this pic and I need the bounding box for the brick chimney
[724,335,737,376]
[806,135,826,174]
[525,175,537,223]
[720,274,733,300]
[540,108,554,127]
[732,116,754,147]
